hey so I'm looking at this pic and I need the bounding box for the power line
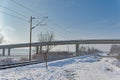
[0,11,66,39]
[40,24,67,39]
[33,16,48,29]
[0,5,39,24]
[10,0,45,23]
[10,0,71,39]
[48,20,72,34]
[0,5,29,19]
[0,11,28,21]
[10,0,47,24]
[11,0,41,15]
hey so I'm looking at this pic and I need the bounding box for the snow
[0,55,28,65]
[0,54,120,80]
[97,52,108,57]
[112,59,120,68]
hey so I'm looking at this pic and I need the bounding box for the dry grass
[116,54,120,61]
[0,58,13,64]
[20,57,28,62]
[32,53,43,60]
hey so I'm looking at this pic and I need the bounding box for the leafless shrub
[20,57,28,62]
[109,45,120,57]
[32,53,43,60]
[116,53,120,61]
[0,58,13,64]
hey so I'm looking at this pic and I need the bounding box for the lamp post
[29,16,48,61]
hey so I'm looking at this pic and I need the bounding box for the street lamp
[29,16,48,61]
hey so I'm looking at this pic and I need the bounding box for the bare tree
[38,31,54,51]
[38,31,54,69]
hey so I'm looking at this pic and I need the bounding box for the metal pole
[29,16,32,61]
[28,16,47,60]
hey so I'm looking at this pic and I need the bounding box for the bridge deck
[0,39,120,49]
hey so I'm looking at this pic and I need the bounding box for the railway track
[0,60,43,70]
[0,56,75,70]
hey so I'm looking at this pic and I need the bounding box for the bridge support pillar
[75,44,79,56]
[8,48,11,56]
[36,46,39,54]
[40,46,42,54]
[2,48,5,56]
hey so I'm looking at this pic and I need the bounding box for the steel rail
[0,60,43,70]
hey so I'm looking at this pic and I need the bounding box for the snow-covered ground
[0,54,120,80]
[0,55,29,65]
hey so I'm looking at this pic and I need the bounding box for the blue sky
[0,0,120,51]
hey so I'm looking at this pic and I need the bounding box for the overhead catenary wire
[0,5,29,19]
[10,0,46,22]
[11,0,42,15]
[0,6,38,24]
[10,0,71,34]
[32,16,48,29]
[0,11,28,21]
[9,0,71,39]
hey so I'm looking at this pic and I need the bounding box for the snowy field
[0,54,120,80]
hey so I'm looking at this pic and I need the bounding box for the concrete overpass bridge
[0,39,120,56]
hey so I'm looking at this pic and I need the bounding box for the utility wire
[11,0,41,15]
[0,5,29,19]
[39,24,66,39]
[48,20,72,34]
[0,5,39,24]
[32,17,48,29]
[10,0,45,22]
[11,0,48,23]
[0,11,28,21]
[10,0,70,39]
